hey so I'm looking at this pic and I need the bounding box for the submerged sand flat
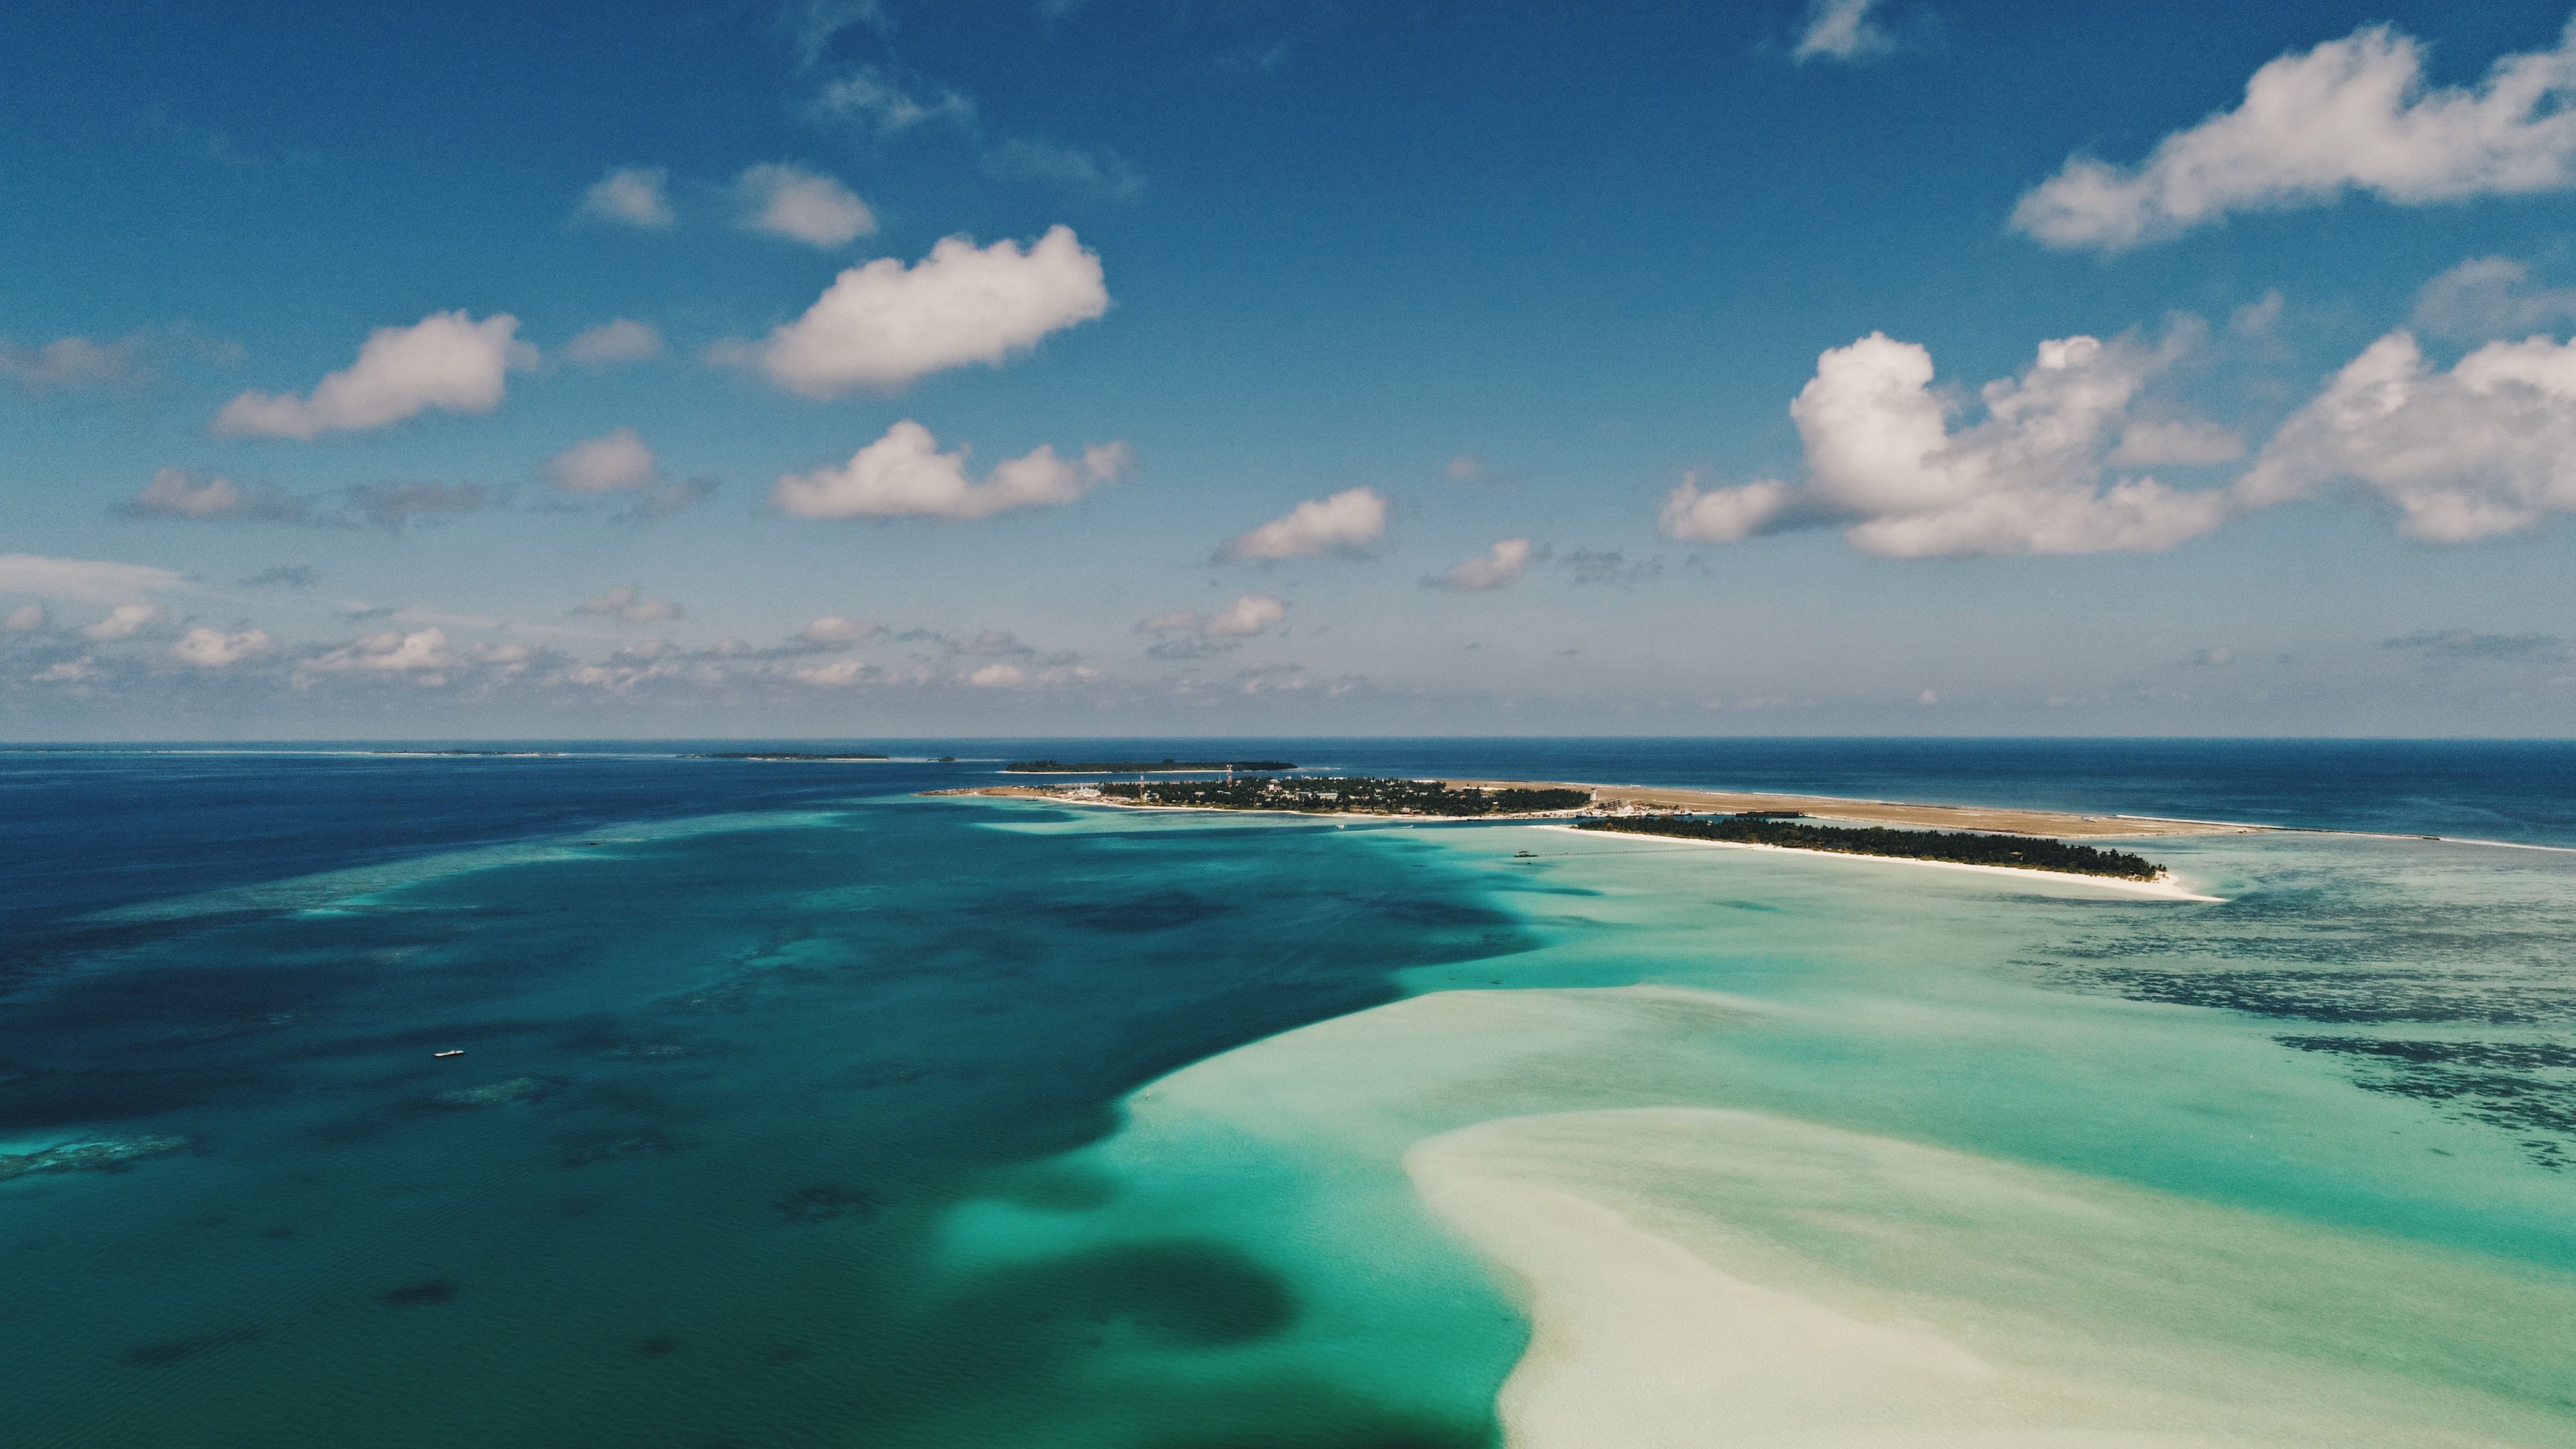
[1096,987,2576,1448]
[1415,1103,2570,1448]
[1004,825,2576,1447]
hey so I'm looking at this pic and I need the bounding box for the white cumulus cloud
[214,311,536,439]
[564,319,665,366]
[2014,18,2576,252]
[303,628,456,674]
[579,166,675,228]
[572,585,684,623]
[1222,487,1391,560]
[0,553,189,604]
[2238,328,2576,541]
[82,602,170,640]
[547,427,660,493]
[173,626,272,668]
[738,227,1109,396]
[1426,538,1536,591]
[1792,0,1895,64]
[736,162,876,247]
[1137,594,1287,638]
[1660,330,2230,557]
[773,420,1131,521]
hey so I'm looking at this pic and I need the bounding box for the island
[950,775,1593,814]
[1576,813,2163,879]
[1002,758,1297,773]
[689,751,891,761]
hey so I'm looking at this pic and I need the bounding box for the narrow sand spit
[1534,823,2227,901]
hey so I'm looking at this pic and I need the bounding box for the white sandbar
[1535,823,2225,900]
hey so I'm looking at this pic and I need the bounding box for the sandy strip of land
[1533,824,2223,900]
[1449,780,2256,838]
[930,781,2257,839]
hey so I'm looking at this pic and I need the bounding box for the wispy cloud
[1561,549,1661,587]
[572,586,684,624]
[810,64,976,134]
[1792,0,1897,64]
[576,166,676,229]
[2411,256,2576,342]
[2382,630,2568,663]
[122,467,309,522]
[983,137,1145,201]
[0,333,150,393]
[347,482,492,531]
[564,319,664,366]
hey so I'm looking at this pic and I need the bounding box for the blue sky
[6,0,2576,738]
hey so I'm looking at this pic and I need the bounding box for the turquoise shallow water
[4,746,2574,1444]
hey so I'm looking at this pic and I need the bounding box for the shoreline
[933,786,2221,895]
[1533,824,2224,900]
[929,779,2258,841]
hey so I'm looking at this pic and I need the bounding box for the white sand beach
[1535,823,2227,900]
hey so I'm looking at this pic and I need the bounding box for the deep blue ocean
[3,739,2571,1447]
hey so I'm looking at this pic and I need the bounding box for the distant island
[691,751,890,762]
[1576,814,2162,880]
[1092,776,1592,815]
[1003,758,1297,773]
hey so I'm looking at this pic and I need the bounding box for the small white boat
[432,1049,466,1059]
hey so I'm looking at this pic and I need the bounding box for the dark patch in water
[1047,891,1236,934]
[381,1278,456,1306]
[2066,966,2569,1026]
[774,1183,880,1222]
[636,1335,680,1356]
[120,1328,256,1367]
[2277,1035,2576,1169]
[2030,861,2576,1170]
[553,1127,697,1167]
